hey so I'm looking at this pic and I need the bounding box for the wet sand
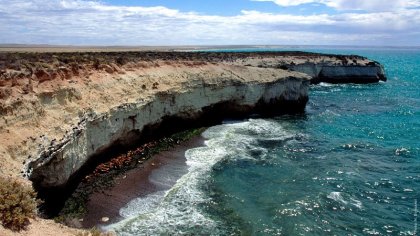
[82,135,205,228]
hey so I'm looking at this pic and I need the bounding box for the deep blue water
[109,47,420,235]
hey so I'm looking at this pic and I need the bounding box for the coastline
[82,134,205,228]
[0,50,387,235]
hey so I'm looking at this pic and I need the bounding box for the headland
[0,50,386,235]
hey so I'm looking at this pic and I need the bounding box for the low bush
[0,176,39,231]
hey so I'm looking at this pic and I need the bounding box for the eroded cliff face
[234,53,386,84]
[28,76,309,189]
[0,51,386,205]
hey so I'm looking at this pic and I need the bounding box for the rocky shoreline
[0,51,386,235]
[55,128,205,228]
[28,71,311,218]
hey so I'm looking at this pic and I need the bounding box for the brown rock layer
[0,51,386,235]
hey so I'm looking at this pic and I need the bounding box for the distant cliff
[232,52,386,84]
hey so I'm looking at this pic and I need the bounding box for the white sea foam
[327,192,348,205]
[119,191,166,218]
[148,161,188,188]
[350,198,363,209]
[327,192,363,209]
[105,119,294,235]
[395,147,410,156]
[318,82,335,87]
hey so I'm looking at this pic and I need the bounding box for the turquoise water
[109,47,420,235]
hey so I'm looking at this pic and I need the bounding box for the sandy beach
[81,135,205,228]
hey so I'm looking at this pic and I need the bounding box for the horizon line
[1,44,420,48]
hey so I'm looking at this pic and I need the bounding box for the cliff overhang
[0,51,386,216]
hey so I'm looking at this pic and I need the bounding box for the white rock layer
[28,76,309,188]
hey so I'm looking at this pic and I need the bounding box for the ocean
[107,47,420,235]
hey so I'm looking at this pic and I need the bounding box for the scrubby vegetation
[0,50,346,78]
[0,176,40,231]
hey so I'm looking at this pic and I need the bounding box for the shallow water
[108,47,420,235]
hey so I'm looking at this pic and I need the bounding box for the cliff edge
[0,51,386,235]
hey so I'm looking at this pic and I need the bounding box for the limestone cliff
[28,75,309,189]
[0,51,386,212]
[233,52,386,84]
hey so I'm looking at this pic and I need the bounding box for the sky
[0,0,419,46]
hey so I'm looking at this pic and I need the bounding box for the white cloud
[253,0,316,7]
[0,0,419,45]
[253,0,420,11]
